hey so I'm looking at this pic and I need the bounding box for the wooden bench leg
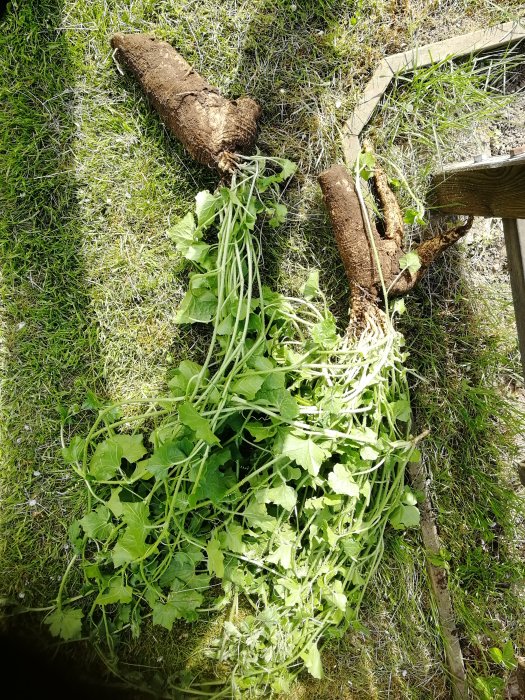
[503,219,525,378]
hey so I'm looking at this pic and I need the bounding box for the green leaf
[159,552,195,586]
[390,504,421,530]
[267,542,293,570]
[301,269,320,300]
[358,151,376,180]
[245,421,277,443]
[390,399,411,422]
[403,208,426,226]
[328,464,360,497]
[62,436,85,464]
[192,448,232,504]
[264,484,297,511]
[206,537,224,579]
[360,445,379,461]
[96,577,133,605]
[311,317,339,348]
[232,373,266,400]
[107,487,123,517]
[268,202,288,228]
[324,579,347,611]
[152,580,204,629]
[175,275,218,324]
[134,441,186,481]
[179,402,219,445]
[502,640,517,669]
[275,159,297,181]
[89,434,147,481]
[282,433,328,476]
[79,505,112,540]
[168,360,204,397]
[46,607,83,641]
[167,212,198,257]
[195,190,220,229]
[301,642,324,679]
[243,500,277,532]
[399,250,421,275]
[220,524,245,554]
[111,503,152,566]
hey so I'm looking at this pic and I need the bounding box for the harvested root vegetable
[111,33,261,172]
[50,156,420,697]
[319,162,473,325]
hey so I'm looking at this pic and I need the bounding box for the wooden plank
[408,455,468,700]
[503,219,525,377]
[391,20,525,73]
[341,19,525,164]
[430,155,525,217]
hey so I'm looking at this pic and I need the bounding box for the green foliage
[52,156,415,697]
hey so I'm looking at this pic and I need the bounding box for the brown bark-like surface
[318,165,402,294]
[319,163,473,324]
[111,33,261,172]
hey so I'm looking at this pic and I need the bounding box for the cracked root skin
[318,165,402,294]
[111,33,261,172]
[319,164,474,319]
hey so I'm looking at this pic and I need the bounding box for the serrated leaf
[282,433,328,476]
[195,190,220,229]
[175,275,218,324]
[243,500,277,532]
[152,581,204,630]
[390,399,411,422]
[268,202,288,228]
[328,464,360,497]
[107,487,123,517]
[301,269,320,300]
[134,441,186,481]
[111,503,152,566]
[79,505,112,540]
[179,402,219,445]
[89,439,122,481]
[62,436,85,464]
[220,524,245,554]
[267,542,293,569]
[96,577,133,605]
[206,537,224,579]
[192,448,232,504]
[311,317,339,348]
[89,434,146,481]
[399,250,421,275]
[231,373,266,400]
[264,484,297,510]
[301,642,324,679]
[46,607,83,641]
[159,552,195,587]
[167,212,198,257]
[245,421,277,443]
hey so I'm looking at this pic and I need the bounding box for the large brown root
[319,163,473,325]
[111,33,261,173]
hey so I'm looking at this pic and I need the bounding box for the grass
[0,0,524,697]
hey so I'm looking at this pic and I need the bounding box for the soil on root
[111,33,261,172]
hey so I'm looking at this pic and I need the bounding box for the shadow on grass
[0,0,118,694]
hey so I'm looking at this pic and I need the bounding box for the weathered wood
[430,154,525,217]
[503,219,525,377]
[408,456,468,700]
[342,20,525,164]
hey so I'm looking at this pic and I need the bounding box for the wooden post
[431,151,525,376]
[430,153,525,218]
[503,219,525,377]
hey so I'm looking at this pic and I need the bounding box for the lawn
[1,1,524,698]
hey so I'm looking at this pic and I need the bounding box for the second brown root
[319,161,473,333]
